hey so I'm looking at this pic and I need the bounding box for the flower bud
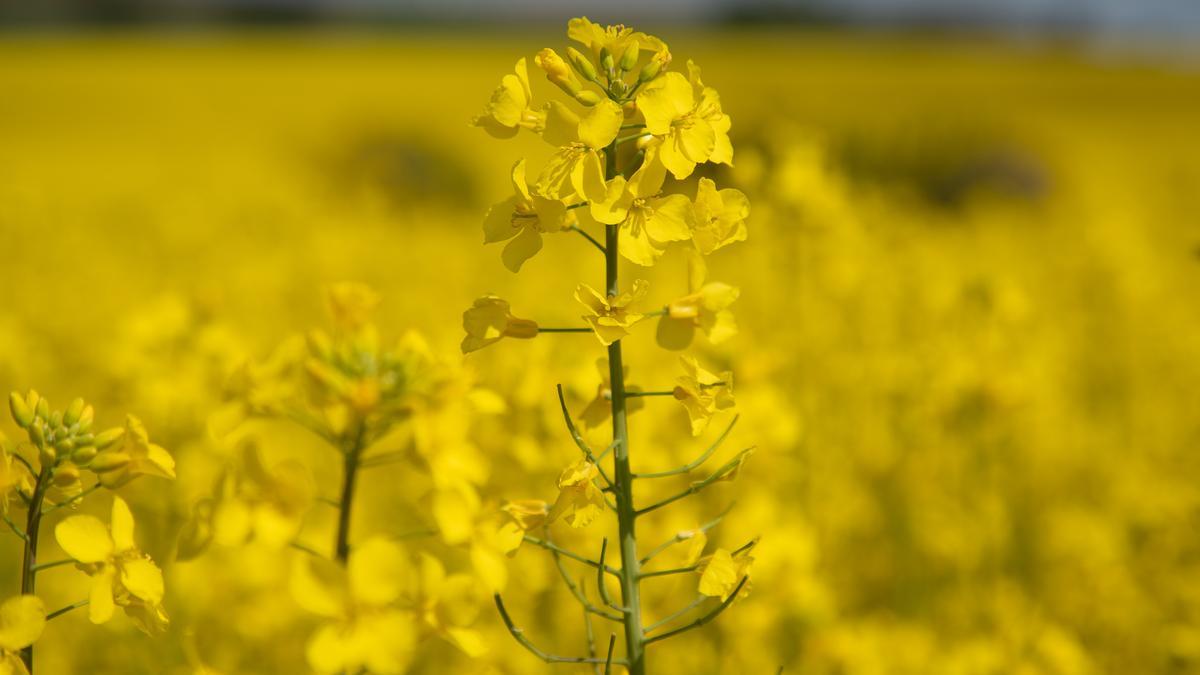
[55,438,75,454]
[35,397,49,422]
[574,90,603,106]
[49,410,62,429]
[639,50,671,83]
[566,47,598,82]
[599,47,615,75]
[9,392,34,428]
[506,318,540,340]
[90,451,131,474]
[94,427,125,451]
[72,445,98,464]
[619,41,640,71]
[53,463,80,487]
[535,48,583,96]
[78,404,94,431]
[610,79,628,97]
[28,424,45,449]
[38,444,56,467]
[64,398,85,426]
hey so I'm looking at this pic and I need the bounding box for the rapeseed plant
[466,17,752,674]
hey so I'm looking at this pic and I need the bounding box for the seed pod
[619,41,640,72]
[566,47,598,82]
[90,451,131,474]
[53,463,80,487]
[94,427,125,451]
[72,445,98,464]
[64,398,85,426]
[9,392,34,428]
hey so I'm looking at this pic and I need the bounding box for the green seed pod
[574,90,603,106]
[90,451,130,474]
[9,392,34,428]
[64,398,85,426]
[619,41,640,72]
[35,397,49,422]
[94,427,125,451]
[566,47,598,82]
[72,445,98,464]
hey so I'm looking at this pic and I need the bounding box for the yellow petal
[578,99,623,149]
[359,611,416,674]
[110,496,136,553]
[645,194,694,243]
[305,623,353,675]
[658,134,697,180]
[500,225,543,273]
[541,101,580,147]
[349,537,410,607]
[120,558,165,604]
[656,316,695,351]
[88,569,116,624]
[571,150,608,206]
[55,515,113,564]
[0,595,45,652]
[482,195,521,244]
[698,548,739,598]
[636,72,693,135]
[289,556,347,619]
[589,176,633,225]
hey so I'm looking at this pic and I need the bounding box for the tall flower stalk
[466,17,753,674]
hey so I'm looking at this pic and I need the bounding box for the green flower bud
[55,438,75,454]
[49,410,62,429]
[71,445,98,464]
[600,47,615,75]
[64,398,85,426]
[78,405,94,431]
[94,427,125,451]
[9,392,34,428]
[53,463,80,487]
[574,90,604,106]
[90,451,130,474]
[610,79,628,97]
[619,41,640,72]
[38,443,56,466]
[34,397,49,422]
[566,47,598,82]
[74,432,94,447]
[28,424,45,449]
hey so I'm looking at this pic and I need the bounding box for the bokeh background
[2,1,1200,673]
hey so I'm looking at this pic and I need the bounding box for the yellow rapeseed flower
[208,442,315,549]
[548,459,606,528]
[566,17,669,68]
[672,356,735,436]
[0,595,45,675]
[691,177,749,255]
[636,61,732,179]
[54,496,169,634]
[461,296,539,354]
[576,280,648,346]
[536,100,624,204]
[91,414,175,489]
[482,159,575,272]
[658,252,740,350]
[472,58,543,139]
[589,148,693,265]
[697,544,755,601]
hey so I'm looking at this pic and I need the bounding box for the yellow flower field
[1,24,1199,674]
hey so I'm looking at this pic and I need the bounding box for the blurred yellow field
[1,25,1199,674]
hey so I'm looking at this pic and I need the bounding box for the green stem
[334,423,366,565]
[46,599,88,621]
[604,140,646,675]
[625,391,675,398]
[20,465,51,672]
[538,327,593,333]
[30,558,73,573]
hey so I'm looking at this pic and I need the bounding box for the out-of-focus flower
[691,177,749,255]
[291,537,416,674]
[55,496,169,634]
[325,282,381,333]
[548,459,606,528]
[0,595,45,675]
[673,356,735,436]
[589,149,693,265]
[461,296,539,354]
[473,58,543,139]
[496,499,551,555]
[636,62,732,179]
[412,554,487,658]
[658,252,739,350]
[697,543,755,601]
[577,280,648,346]
[482,159,575,272]
[205,442,314,550]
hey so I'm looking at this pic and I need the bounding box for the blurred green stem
[20,465,51,672]
[334,423,366,564]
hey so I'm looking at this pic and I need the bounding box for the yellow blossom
[588,148,693,265]
[658,251,740,350]
[672,356,735,436]
[691,176,749,254]
[208,442,315,549]
[90,414,175,489]
[325,282,381,333]
[412,554,487,657]
[461,296,539,354]
[636,61,732,179]
[291,537,417,674]
[576,280,648,346]
[0,595,45,675]
[495,499,549,555]
[697,544,755,601]
[55,496,169,634]
[534,48,583,97]
[566,17,670,70]
[472,57,543,139]
[536,99,624,203]
[548,459,606,528]
[482,159,575,272]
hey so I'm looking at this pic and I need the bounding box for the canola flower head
[472,57,543,139]
[636,62,733,180]
[588,148,693,266]
[659,251,740,350]
[461,296,539,354]
[482,159,576,273]
[576,280,649,346]
[535,100,623,203]
[54,495,169,634]
[0,595,45,675]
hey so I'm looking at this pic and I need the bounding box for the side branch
[523,535,622,578]
[643,576,748,645]
[634,447,754,517]
[494,595,628,666]
[556,384,615,489]
[635,415,739,479]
